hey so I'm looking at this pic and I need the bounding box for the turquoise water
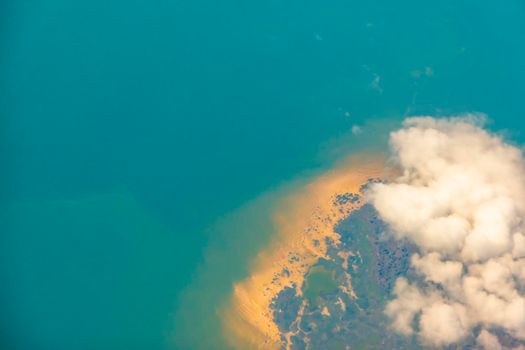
[1,1,525,349]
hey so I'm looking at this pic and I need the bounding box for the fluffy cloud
[368,116,525,348]
[477,329,503,350]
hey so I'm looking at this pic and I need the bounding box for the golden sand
[220,155,386,349]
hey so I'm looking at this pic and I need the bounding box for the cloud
[368,116,525,347]
[477,329,503,350]
[351,125,363,135]
[369,73,383,93]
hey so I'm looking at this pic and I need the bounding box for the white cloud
[351,125,362,135]
[368,116,525,347]
[477,329,502,350]
[411,252,463,296]
[418,301,469,347]
[369,73,383,93]
[385,278,429,336]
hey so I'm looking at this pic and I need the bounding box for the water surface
[1,1,524,349]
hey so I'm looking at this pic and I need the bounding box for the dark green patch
[303,265,339,306]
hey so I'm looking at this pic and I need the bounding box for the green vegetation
[303,265,339,305]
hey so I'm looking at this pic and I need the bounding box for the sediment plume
[221,155,386,349]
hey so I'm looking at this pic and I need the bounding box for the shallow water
[1,1,525,349]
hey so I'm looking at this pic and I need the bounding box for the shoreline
[220,155,386,349]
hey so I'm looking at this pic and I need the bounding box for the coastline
[220,155,386,349]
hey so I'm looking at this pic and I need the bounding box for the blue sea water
[1,1,524,349]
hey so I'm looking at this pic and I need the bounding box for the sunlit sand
[221,155,386,349]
